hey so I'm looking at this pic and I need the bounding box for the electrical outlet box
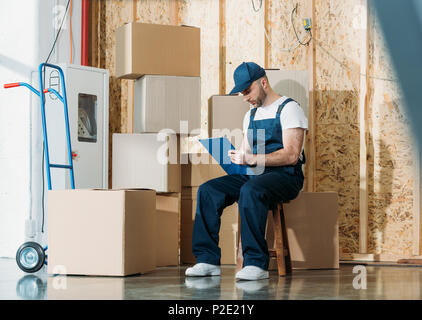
[303,18,312,31]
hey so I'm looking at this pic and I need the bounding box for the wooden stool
[236,202,292,276]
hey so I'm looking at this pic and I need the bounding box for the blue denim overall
[192,98,305,270]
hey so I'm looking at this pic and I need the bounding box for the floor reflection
[2,259,422,300]
[183,276,222,300]
[16,275,47,300]
[236,279,270,300]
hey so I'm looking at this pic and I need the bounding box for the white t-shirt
[242,96,308,160]
[242,96,308,133]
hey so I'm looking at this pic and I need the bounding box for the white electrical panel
[28,64,109,243]
[32,64,109,190]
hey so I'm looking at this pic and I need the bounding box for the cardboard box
[112,133,181,192]
[115,22,200,79]
[208,95,251,149]
[180,187,239,264]
[267,191,339,270]
[47,189,156,276]
[220,224,238,264]
[134,75,201,133]
[180,233,196,264]
[156,193,180,266]
[265,69,309,117]
[181,154,226,187]
[181,161,210,187]
[180,226,238,265]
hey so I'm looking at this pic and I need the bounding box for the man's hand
[228,150,257,166]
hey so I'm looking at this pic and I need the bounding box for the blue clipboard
[199,137,253,175]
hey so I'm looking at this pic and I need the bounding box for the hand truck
[4,63,75,273]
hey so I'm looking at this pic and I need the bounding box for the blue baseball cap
[229,62,266,95]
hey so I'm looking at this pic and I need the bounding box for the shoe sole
[185,271,221,277]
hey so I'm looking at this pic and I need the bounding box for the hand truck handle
[4,82,41,96]
[4,83,21,89]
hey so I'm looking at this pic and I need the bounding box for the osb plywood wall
[90,0,418,259]
[366,11,416,257]
[313,0,362,256]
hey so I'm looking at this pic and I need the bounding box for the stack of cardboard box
[47,22,201,276]
[112,22,201,194]
[112,22,202,269]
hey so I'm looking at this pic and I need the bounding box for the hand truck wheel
[16,242,45,273]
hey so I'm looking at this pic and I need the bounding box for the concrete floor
[1,258,422,300]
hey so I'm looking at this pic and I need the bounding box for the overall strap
[250,107,258,121]
[276,98,295,114]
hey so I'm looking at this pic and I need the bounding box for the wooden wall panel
[134,0,171,23]
[314,0,363,255]
[366,13,416,256]
[266,0,308,70]
[314,122,360,254]
[225,0,265,94]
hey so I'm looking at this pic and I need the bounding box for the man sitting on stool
[186,62,308,280]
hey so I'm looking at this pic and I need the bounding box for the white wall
[0,0,81,258]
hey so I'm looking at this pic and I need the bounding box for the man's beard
[255,88,267,108]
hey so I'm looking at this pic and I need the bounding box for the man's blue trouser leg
[192,169,303,269]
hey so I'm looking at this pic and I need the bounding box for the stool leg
[272,205,286,276]
[236,238,243,273]
[279,203,292,275]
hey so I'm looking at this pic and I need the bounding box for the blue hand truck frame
[4,63,75,273]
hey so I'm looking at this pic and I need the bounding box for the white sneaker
[235,266,269,281]
[185,263,221,277]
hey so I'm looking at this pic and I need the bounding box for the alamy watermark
[51,265,67,290]
[352,265,367,290]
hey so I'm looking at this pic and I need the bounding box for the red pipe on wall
[81,0,89,66]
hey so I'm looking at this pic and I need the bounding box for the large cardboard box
[134,75,201,133]
[220,223,238,264]
[115,22,200,79]
[267,191,339,270]
[156,193,180,266]
[285,192,339,269]
[180,187,239,264]
[47,189,156,276]
[208,95,251,149]
[112,133,181,192]
[265,69,309,117]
